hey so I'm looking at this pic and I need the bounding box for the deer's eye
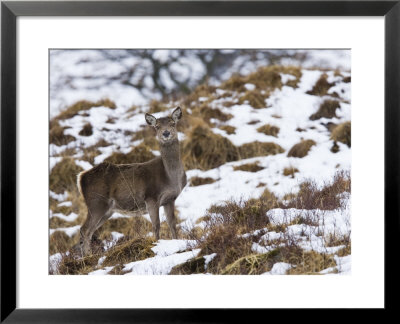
[155,125,160,129]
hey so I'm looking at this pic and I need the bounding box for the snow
[262,262,292,275]
[50,50,351,275]
[123,249,201,275]
[50,225,81,237]
[50,212,78,223]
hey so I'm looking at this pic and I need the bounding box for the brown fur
[78,107,187,255]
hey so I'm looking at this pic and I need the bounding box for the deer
[76,107,187,255]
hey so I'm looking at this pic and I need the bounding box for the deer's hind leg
[164,201,177,239]
[80,198,112,255]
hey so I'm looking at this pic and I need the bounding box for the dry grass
[283,167,299,178]
[282,170,350,210]
[310,100,340,120]
[55,99,116,121]
[104,143,155,164]
[181,125,240,170]
[169,256,205,275]
[49,231,79,255]
[306,73,334,96]
[219,125,236,135]
[331,121,351,147]
[233,162,264,173]
[50,157,84,194]
[190,177,217,186]
[287,140,316,158]
[257,124,280,137]
[102,237,155,267]
[239,141,284,159]
[78,123,93,136]
[49,121,76,146]
[147,99,169,114]
[131,127,158,150]
[238,90,268,109]
[221,65,301,93]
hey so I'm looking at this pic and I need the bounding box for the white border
[18,17,384,308]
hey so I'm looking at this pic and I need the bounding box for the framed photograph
[1,0,398,321]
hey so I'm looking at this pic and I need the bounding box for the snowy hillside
[49,50,351,275]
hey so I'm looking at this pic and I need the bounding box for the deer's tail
[77,170,89,199]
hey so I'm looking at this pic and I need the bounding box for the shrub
[287,140,316,158]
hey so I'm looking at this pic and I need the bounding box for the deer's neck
[160,139,184,180]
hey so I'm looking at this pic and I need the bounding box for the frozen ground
[49,50,351,275]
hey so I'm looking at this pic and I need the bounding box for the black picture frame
[1,0,399,322]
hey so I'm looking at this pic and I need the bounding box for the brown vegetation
[310,100,340,120]
[287,140,316,158]
[257,124,280,137]
[331,121,351,147]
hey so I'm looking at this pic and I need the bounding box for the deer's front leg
[146,199,160,240]
[164,200,177,239]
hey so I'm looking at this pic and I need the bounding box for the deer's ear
[145,113,157,126]
[171,107,182,122]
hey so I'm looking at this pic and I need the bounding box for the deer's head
[145,107,182,144]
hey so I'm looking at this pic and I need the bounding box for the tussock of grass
[132,128,158,150]
[58,253,100,275]
[104,143,155,164]
[239,141,284,159]
[219,125,236,135]
[181,125,240,170]
[169,256,205,275]
[310,100,340,120]
[80,139,110,164]
[283,167,299,178]
[184,83,216,106]
[50,231,78,255]
[49,216,73,229]
[196,104,233,124]
[287,139,316,158]
[55,99,116,121]
[102,237,155,267]
[148,100,169,114]
[50,157,84,193]
[221,65,301,93]
[287,250,336,275]
[97,215,152,241]
[331,121,351,147]
[233,162,264,173]
[238,90,267,109]
[78,123,93,136]
[49,121,76,146]
[306,73,334,96]
[221,252,275,275]
[190,177,217,186]
[257,124,280,137]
